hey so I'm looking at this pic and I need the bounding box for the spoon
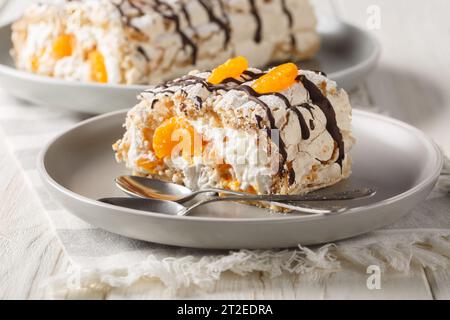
[116,175,376,203]
[99,196,348,217]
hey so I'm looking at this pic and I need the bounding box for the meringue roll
[11,0,320,85]
[113,59,354,199]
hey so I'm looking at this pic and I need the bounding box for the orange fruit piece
[136,158,163,174]
[88,50,108,83]
[224,180,258,194]
[207,56,249,85]
[152,117,199,160]
[31,55,40,72]
[252,63,299,94]
[52,34,75,59]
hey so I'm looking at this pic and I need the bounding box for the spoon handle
[179,196,348,216]
[194,188,376,202]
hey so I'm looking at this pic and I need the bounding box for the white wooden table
[1,0,450,300]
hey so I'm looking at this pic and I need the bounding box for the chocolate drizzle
[288,166,296,186]
[137,46,150,61]
[112,0,308,68]
[281,0,296,49]
[270,93,310,140]
[198,0,231,48]
[150,99,159,109]
[297,75,345,168]
[243,70,266,81]
[180,2,193,29]
[290,106,310,140]
[248,0,262,43]
[153,89,175,95]
[113,0,143,33]
[299,103,315,119]
[128,0,145,15]
[281,0,293,27]
[152,0,198,64]
[221,77,245,85]
[194,96,203,109]
[112,0,303,69]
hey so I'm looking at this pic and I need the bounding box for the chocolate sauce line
[221,77,245,85]
[180,3,193,29]
[153,89,175,95]
[297,75,345,168]
[194,96,203,109]
[151,99,159,109]
[255,115,270,137]
[270,93,310,141]
[153,0,198,64]
[280,0,293,27]
[248,0,262,43]
[137,46,150,61]
[281,0,296,49]
[128,0,145,15]
[243,70,266,80]
[288,168,296,186]
[218,0,232,44]
[113,0,143,34]
[299,103,315,119]
[198,0,231,48]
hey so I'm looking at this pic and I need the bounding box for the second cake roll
[12,0,320,85]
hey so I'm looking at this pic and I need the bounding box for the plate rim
[0,16,380,91]
[38,109,444,224]
[327,24,381,80]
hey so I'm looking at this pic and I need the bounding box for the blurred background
[1,0,448,154]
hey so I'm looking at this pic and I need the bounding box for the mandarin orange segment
[246,185,257,194]
[207,56,249,85]
[152,117,198,159]
[252,63,299,94]
[136,158,163,173]
[224,180,258,194]
[88,50,108,83]
[31,55,39,72]
[227,180,241,191]
[52,34,75,59]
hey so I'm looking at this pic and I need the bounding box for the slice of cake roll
[114,57,354,196]
[12,0,319,85]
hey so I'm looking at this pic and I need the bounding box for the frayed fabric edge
[43,230,450,299]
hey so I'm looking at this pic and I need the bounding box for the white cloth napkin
[0,87,449,298]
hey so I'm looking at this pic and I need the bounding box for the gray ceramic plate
[0,15,380,114]
[38,110,443,249]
